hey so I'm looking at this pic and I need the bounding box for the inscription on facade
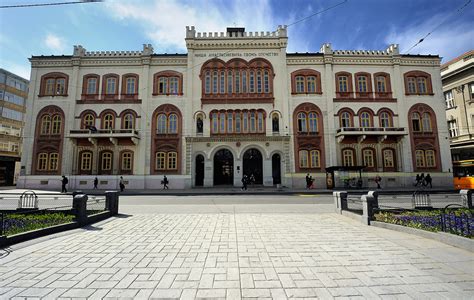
[195,52,279,58]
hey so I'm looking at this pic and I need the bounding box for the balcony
[69,129,140,145]
[336,127,407,143]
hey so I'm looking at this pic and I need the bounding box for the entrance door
[195,155,204,186]
[272,153,281,185]
[243,148,263,184]
[213,149,233,185]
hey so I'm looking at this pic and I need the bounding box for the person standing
[119,176,125,192]
[93,177,98,189]
[61,175,68,193]
[305,173,310,189]
[162,175,169,189]
[309,175,314,189]
[425,174,432,188]
[374,175,382,189]
[241,175,248,191]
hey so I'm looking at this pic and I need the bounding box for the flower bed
[2,212,75,236]
[374,208,474,238]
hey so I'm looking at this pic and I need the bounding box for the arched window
[103,114,114,130]
[51,115,61,134]
[205,71,211,94]
[227,112,234,133]
[220,71,225,94]
[80,152,92,171]
[49,153,59,170]
[123,113,134,129]
[308,112,317,133]
[297,112,307,132]
[243,112,248,133]
[40,73,68,96]
[227,71,233,94]
[37,153,48,170]
[362,149,375,168]
[40,115,51,135]
[342,149,355,166]
[257,112,264,132]
[121,152,133,171]
[250,111,256,132]
[242,71,247,93]
[299,150,309,168]
[156,152,166,170]
[157,114,167,134]
[235,113,241,133]
[235,71,240,93]
[154,71,183,96]
[379,112,391,128]
[292,70,322,94]
[256,71,262,93]
[340,112,351,128]
[422,113,432,132]
[264,70,269,93]
[404,71,433,95]
[212,71,218,94]
[310,150,320,168]
[83,113,95,129]
[412,112,421,132]
[212,112,218,133]
[249,71,255,93]
[272,113,279,132]
[220,112,226,132]
[360,112,371,127]
[101,152,113,171]
[415,150,425,167]
[168,114,178,133]
[167,152,177,170]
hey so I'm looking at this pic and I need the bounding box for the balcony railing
[336,127,406,135]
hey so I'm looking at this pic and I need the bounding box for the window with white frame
[444,90,454,108]
[448,119,458,137]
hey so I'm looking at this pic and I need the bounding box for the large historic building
[18,26,452,190]
[0,68,28,186]
[441,50,474,162]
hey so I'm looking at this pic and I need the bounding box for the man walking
[93,177,98,189]
[119,176,125,192]
[162,175,169,189]
[61,175,68,193]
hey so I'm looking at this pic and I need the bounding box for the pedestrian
[305,173,310,189]
[414,174,421,186]
[420,173,425,187]
[119,176,125,192]
[162,175,169,189]
[93,177,98,189]
[241,175,248,191]
[309,175,314,189]
[375,175,382,189]
[61,175,68,193]
[425,173,432,188]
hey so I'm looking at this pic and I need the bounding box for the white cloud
[385,14,474,62]
[44,33,66,52]
[104,0,280,52]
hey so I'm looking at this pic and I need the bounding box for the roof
[441,49,474,68]
[287,52,323,57]
[401,54,440,59]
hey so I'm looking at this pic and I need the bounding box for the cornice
[185,135,291,143]
[187,41,287,50]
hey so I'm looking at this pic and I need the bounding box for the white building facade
[18,26,452,190]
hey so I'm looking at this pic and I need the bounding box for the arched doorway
[195,155,204,186]
[243,148,263,184]
[272,153,281,185]
[214,149,233,185]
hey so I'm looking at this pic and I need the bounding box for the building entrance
[195,155,204,186]
[272,153,281,185]
[243,148,263,184]
[213,149,234,185]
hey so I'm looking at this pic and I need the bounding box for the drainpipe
[460,85,471,138]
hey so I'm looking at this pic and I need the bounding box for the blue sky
[1,0,473,80]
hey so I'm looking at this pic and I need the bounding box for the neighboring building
[18,26,452,190]
[441,50,474,162]
[0,69,28,186]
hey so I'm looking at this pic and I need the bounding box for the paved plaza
[0,195,473,299]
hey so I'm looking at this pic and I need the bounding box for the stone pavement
[1,211,473,299]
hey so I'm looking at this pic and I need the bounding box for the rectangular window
[296,76,305,93]
[101,153,112,170]
[212,72,218,94]
[249,72,255,93]
[417,77,427,94]
[338,76,348,92]
[56,78,66,95]
[243,112,248,133]
[470,83,474,100]
[81,153,92,170]
[242,71,247,93]
[212,113,218,133]
[307,76,316,93]
[169,77,178,95]
[167,152,177,170]
[376,76,386,93]
[227,72,233,94]
[156,152,166,170]
[87,78,97,94]
[126,77,135,95]
[219,113,225,133]
[159,77,167,94]
[122,153,132,170]
[235,72,240,94]
[358,76,367,92]
[235,113,241,133]
[299,150,308,168]
[363,150,374,167]
[45,79,55,95]
[415,150,425,167]
[408,77,416,94]
[425,150,435,167]
[310,150,320,168]
[444,90,454,108]
[106,78,116,95]
[264,71,269,93]
[250,112,256,132]
[220,72,225,94]
[343,150,354,166]
[227,113,233,133]
[383,150,394,168]
[257,72,262,93]
[448,120,458,137]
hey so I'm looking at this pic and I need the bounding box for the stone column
[203,157,213,187]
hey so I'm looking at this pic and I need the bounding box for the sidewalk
[0,185,457,196]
